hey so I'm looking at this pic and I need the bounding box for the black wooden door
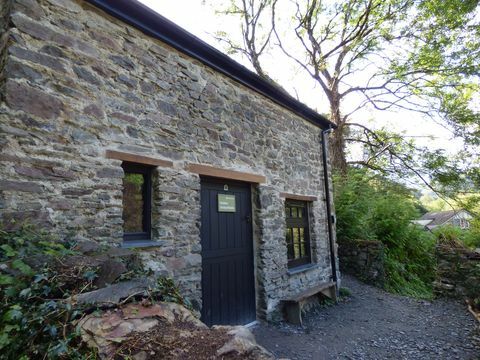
[200,178,256,326]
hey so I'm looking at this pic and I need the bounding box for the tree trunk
[328,97,348,174]
[329,123,347,174]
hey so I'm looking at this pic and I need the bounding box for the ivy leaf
[34,273,48,283]
[71,310,82,319]
[48,340,68,357]
[83,270,97,282]
[0,333,11,350]
[41,285,52,296]
[4,285,20,297]
[0,244,16,257]
[11,260,34,276]
[0,274,14,285]
[19,288,31,298]
[44,325,58,338]
[3,305,23,322]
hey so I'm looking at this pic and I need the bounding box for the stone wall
[338,239,385,287]
[434,245,480,299]
[0,0,338,320]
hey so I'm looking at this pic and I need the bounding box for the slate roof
[419,210,461,227]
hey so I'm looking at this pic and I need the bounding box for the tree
[212,0,480,182]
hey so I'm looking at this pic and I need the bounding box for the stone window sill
[287,263,320,276]
[121,240,164,249]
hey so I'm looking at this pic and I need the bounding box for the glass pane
[123,172,145,233]
[286,227,292,244]
[292,207,298,218]
[293,228,300,259]
[300,242,306,258]
[298,207,302,218]
[299,228,304,242]
[287,243,294,260]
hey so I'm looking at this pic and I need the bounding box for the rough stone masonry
[0,0,339,320]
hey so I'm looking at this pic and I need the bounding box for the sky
[137,0,464,182]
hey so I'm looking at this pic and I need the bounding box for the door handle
[245,215,251,223]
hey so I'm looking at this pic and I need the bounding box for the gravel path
[253,275,480,360]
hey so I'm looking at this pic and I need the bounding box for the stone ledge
[121,240,167,249]
[287,263,320,275]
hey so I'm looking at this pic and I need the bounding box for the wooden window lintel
[106,150,174,168]
[280,192,318,202]
[186,163,266,184]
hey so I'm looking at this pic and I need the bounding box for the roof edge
[85,0,335,130]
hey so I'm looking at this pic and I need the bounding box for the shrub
[0,227,189,359]
[0,227,97,359]
[461,219,480,249]
[433,222,480,249]
[334,168,436,299]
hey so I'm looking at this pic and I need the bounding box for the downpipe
[321,127,339,297]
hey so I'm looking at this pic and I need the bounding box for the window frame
[121,162,152,242]
[284,199,312,269]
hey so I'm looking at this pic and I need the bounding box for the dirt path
[253,275,480,360]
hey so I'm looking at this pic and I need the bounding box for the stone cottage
[0,0,339,325]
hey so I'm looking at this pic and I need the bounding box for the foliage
[0,227,191,359]
[433,223,480,249]
[154,277,192,310]
[339,287,351,298]
[334,168,436,299]
[0,227,96,359]
[212,0,480,199]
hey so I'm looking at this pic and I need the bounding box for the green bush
[0,227,191,359]
[334,168,436,299]
[460,218,480,249]
[0,227,96,359]
[433,222,480,249]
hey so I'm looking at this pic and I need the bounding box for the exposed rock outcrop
[79,302,273,359]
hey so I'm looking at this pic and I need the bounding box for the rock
[5,80,64,120]
[79,302,191,358]
[5,59,43,82]
[162,302,206,329]
[0,179,43,193]
[79,309,160,357]
[79,302,272,360]
[214,325,274,359]
[73,65,102,86]
[73,239,101,255]
[94,259,127,288]
[133,352,148,360]
[9,45,66,73]
[23,254,51,270]
[74,278,157,305]
[96,167,124,178]
[61,254,106,268]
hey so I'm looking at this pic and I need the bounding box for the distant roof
[419,210,470,227]
[86,0,336,130]
[411,219,433,226]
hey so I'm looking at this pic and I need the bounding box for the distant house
[413,210,473,231]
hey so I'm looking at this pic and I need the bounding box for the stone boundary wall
[434,245,480,299]
[338,239,385,287]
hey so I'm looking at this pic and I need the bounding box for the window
[122,162,152,242]
[285,200,311,268]
[460,218,470,229]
